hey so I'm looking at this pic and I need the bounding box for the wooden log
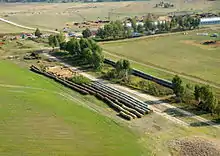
[119,111,132,120]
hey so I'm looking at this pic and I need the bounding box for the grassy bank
[0,60,148,156]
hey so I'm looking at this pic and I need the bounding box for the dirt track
[0,17,59,33]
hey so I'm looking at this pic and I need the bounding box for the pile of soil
[169,136,220,156]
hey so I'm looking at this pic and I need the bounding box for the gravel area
[169,136,220,156]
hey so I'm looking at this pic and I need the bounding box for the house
[200,17,220,25]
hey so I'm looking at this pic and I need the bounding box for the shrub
[70,75,91,85]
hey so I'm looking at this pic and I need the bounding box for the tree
[79,38,91,51]
[137,24,144,33]
[48,35,59,49]
[144,19,151,31]
[72,39,81,55]
[35,28,41,37]
[66,38,80,55]
[82,28,92,38]
[56,32,65,44]
[92,50,104,70]
[48,35,55,48]
[164,21,170,31]
[194,85,219,114]
[194,85,201,102]
[115,59,131,80]
[130,18,137,32]
[104,24,114,38]
[54,36,59,48]
[170,17,177,29]
[82,48,93,63]
[122,59,130,81]
[60,42,67,51]
[172,75,184,99]
[96,28,105,39]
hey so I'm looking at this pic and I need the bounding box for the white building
[125,20,167,28]
[200,17,220,25]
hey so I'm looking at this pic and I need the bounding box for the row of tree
[48,34,104,70]
[172,75,220,116]
[95,16,200,40]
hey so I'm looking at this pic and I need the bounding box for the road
[43,53,220,128]
[0,17,59,34]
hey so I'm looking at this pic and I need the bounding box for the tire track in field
[0,83,123,121]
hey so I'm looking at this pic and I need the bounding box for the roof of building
[200,17,220,22]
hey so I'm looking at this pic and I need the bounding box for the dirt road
[0,17,59,33]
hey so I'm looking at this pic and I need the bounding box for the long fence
[104,58,173,89]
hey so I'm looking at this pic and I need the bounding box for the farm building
[200,17,220,25]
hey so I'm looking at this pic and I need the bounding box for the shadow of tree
[190,119,220,127]
[144,100,165,105]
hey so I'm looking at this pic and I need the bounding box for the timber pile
[46,66,77,79]
[30,65,152,120]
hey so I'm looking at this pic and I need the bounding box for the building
[200,17,220,25]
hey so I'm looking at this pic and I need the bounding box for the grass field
[0,21,31,33]
[101,29,220,85]
[1,57,220,156]
[0,60,148,156]
[0,0,219,30]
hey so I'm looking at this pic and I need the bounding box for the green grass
[101,29,220,85]
[0,60,148,156]
[0,39,49,58]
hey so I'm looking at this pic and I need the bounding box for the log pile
[30,65,152,121]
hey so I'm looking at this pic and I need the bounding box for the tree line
[172,75,220,116]
[95,16,200,40]
[48,33,104,70]
[96,20,131,40]
[106,61,220,117]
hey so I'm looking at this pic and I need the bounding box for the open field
[0,20,32,34]
[0,60,148,156]
[0,0,219,30]
[101,28,220,86]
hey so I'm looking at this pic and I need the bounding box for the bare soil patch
[180,40,220,50]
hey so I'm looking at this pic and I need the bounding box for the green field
[0,60,147,156]
[101,29,220,85]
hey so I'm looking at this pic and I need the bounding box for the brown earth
[180,40,220,50]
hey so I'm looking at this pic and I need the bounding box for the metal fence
[104,58,173,89]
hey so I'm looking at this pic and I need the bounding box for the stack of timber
[30,65,152,120]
